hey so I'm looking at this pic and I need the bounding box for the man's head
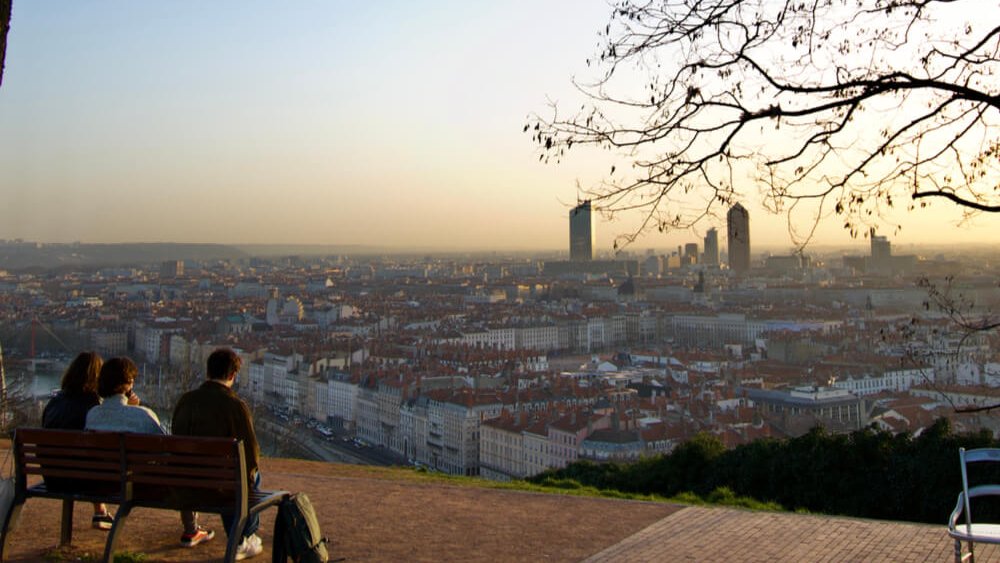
[98,357,138,398]
[207,348,241,381]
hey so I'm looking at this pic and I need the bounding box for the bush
[530,418,996,524]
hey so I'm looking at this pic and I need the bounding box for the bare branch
[912,190,1000,212]
[528,0,1000,243]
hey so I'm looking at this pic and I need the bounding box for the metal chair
[948,448,1000,562]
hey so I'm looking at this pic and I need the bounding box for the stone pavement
[585,505,1000,562]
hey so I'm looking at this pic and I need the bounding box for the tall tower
[569,200,594,261]
[869,228,892,274]
[703,228,719,265]
[684,243,699,265]
[727,203,751,274]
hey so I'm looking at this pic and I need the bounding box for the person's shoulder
[175,388,196,402]
[138,406,164,427]
[44,391,70,406]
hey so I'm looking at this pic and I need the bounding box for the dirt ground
[2,456,679,562]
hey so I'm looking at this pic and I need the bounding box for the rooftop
[1,448,992,562]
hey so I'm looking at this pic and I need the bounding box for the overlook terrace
[0,443,991,562]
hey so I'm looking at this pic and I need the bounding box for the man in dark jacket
[172,348,263,560]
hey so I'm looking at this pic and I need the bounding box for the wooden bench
[1,428,288,563]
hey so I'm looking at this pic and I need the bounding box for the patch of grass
[43,548,69,562]
[705,487,783,511]
[658,488,783,511]
[44,548,146,563]
[330,464,784,511]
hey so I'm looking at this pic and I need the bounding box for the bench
[1,428,288,563]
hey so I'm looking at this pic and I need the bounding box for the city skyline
[2,2,999,252]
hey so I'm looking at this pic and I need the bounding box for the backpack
[276,492,329,563]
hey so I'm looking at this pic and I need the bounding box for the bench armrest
[247,490,290,517]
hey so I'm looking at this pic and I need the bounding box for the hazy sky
[1,1,997,254]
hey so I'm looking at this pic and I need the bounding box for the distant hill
[0,242,405,271]
[232,244,384,257]
[0,242,248,271]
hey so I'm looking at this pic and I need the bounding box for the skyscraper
[160,260,184,279]
[569,200,594,261]
[684,243,699,266]
[703,228,719,265]
[869,228,892,274]
[727,203,750,273]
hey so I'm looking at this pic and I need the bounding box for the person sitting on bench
[41,351,113,531]
[85,357,215,548]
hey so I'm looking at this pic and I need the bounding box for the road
[257,416,407,467]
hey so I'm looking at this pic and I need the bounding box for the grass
[44,548,146,562]
[403,466,785,510]
[271,457,785,511]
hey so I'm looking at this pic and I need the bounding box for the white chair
[948,448,1000,562]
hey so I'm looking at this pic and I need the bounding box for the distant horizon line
[1,238,995,255]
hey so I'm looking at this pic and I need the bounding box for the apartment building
[424,391,503,476]
[832,367,931,396]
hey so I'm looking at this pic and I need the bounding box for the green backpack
[276,493,329,563]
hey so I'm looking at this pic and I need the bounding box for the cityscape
[3,0,1000,560]
[1,199,998,479]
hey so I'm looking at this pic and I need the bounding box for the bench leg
[102,504,131,563]
[0,501,25,561]
[224,516,248,563]
[59,499,74,547]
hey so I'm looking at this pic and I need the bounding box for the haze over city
[2,1,999,253]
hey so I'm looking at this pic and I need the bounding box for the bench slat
[25,468,121,481]
[23,459,121,471]
[122,434,239,455]
[132,466,240,483]
[16,428,120,448]
[133,475,240,489]
[127,452,239,467]
[24,451,119,464]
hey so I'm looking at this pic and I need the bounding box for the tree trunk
[0,0,11,88]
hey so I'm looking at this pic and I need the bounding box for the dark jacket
[42,390,100,430]
[40,390,103,493]
[172,379,260,481]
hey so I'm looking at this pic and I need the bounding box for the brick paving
[585,505,1000,562]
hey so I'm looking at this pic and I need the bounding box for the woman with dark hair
[41,351,114,530]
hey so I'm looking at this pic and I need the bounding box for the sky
[1,1,998,254]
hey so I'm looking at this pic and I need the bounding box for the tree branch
[911,190,1000,212]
